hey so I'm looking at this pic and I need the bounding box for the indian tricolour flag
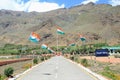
[48,47,55,53]
[69,43,75,46]
[57,27,65,35]
[79,34,86,41]
[68,41,76,46]
[29,32,40,43]
[41,44,48,49]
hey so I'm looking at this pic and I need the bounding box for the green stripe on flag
[57,31,65,35]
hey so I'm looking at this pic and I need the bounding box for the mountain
[0,3,120,46]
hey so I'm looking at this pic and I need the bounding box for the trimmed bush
[4,67,14,77]
[33,58,38,64]
[40,57,44,61]
[80,58,89,67]
[70,56,74,61]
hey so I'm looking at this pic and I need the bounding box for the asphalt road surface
[17,56,99,80]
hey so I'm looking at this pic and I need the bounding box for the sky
[0,0,120,12]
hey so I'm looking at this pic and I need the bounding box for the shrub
[74,56,80,63]
[114,54,120,58]
[44,57,48,60]
[74,57,79,62]
[101,66,119,80]
[101,71,116,80]
[4,67,14,77]
[22,63,32,69]
[70,56,74,61]
[80,59,89,67]
[115,74,120,80]
[40,57,44,61]
[104,66,110,71]
[46,56,51,59]
[0,74,6,80]
[33,58,38,64]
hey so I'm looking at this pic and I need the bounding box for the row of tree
[0,43,111,55]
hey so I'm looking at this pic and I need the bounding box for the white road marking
[56,63,58,65]
[56,66,58,69]
[55,73,58,79]
[55,66,58,79]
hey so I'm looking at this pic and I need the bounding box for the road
[17,56,99,80]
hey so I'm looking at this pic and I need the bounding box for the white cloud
[0,0,64,12]
[0,0,18,10]
[109,0,120,6]
[81,0,99,5]
[27,1,65,12]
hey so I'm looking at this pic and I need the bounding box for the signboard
[95,49,109,57]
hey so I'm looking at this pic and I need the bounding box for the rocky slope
[0,3,120,46]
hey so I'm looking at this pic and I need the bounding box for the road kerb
[15,60,48,80]
[66,58,108,80]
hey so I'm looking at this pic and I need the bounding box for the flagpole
[57,32,58,55]
[56,25,65,55]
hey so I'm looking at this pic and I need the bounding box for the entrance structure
[102,46,120,55]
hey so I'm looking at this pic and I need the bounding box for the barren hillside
[0,3,120,46]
